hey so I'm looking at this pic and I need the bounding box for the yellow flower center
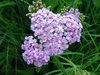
[54,44,57,47]
[70,40,73,43]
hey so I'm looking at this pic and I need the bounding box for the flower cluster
[62,8,83,44]
[28,0,46,13]
[26,0,51,19]
[31,7,83,45]
[21,36,50,67]
[61,6,69,14]
[21,1,83,67]
[31,8,69,56]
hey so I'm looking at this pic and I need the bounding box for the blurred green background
[0,0,100,75]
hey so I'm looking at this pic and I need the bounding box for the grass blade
[0,1,16,8]
[0,34,7,45]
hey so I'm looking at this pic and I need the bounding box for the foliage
[0,0,100,75]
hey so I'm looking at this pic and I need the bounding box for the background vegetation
[0,0,100,75]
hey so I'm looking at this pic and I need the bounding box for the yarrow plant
[21,0,85,67]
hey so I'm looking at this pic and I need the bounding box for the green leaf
[17,67,34,75]
[62,0,75,7]
[20,0,30,5]
[84,34,100,37]
[82,22,91,28]
[44,69,61,75]
[74,0,82,8]
[53,56,67,75]
[36,67,41,73]
[6,45,9,75]
[61,52,84,56]
[80,55,100,69]
[55,0,64,13]
[49,0,58,11]
[0,1,16,8]
[0,34,7,45]
[93,0,100,8]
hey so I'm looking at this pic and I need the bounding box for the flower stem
[57,55,77,73]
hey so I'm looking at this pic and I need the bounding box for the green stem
[75,0,79,8]
[57,55,77,73]
[6,45,9,75]
[74,0,79,13]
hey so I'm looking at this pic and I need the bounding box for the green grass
[0,0,100,75]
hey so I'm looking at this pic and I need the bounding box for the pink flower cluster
[21,7,83,67]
